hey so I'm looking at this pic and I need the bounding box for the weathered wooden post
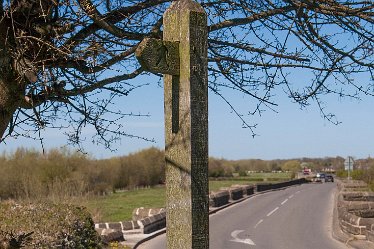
[135,0,208,248]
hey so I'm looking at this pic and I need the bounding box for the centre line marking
[267,207,279,217]
[281,199,288,205]
[289,194,294,199]
[254,219,263,228]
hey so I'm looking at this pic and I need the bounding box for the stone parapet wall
[95,208,166,242]
[337,181,369,192]
[231,184,255,196]
[256,178,308,192]
[95,228,124,244]
[337,180,374,242]
[95,220,140,232]
[136,211,166,234]
[132,207,166,221]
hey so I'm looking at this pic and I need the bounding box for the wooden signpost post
[135,0,209,248]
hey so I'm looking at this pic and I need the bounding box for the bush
[336,169,347,178]
[0,201,101,248]
[351,169,365,180]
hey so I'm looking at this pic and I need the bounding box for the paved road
[138,183,349,249]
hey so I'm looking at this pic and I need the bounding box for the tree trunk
[0,15,25,141]
[0,50,24,141]
[0,78,21,140]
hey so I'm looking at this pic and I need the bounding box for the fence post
[135,0,208,248]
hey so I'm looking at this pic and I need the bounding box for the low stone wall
[95,228,124,244]
[256,183,273,192]
[220,187,244,201]
[209,185,255,207]
[256,178,308,192]
[337,181,374,242]
[132,207,166,221]
[136,211,166,234]
[95,220,140,232]
[95,208,166,243]
[338,206,370,237]
[337,181,369,192]
[232,184,255,196]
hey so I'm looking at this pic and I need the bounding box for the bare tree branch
[0,0,373,149]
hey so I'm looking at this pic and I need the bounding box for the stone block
[107,222,122,230]
[367,230,374,243]
[96,228,124,244]
[132,207,165,221]
[232,184,254,196]
[122,221,136,231]
[220,187,243,201]
[209,190,230,207]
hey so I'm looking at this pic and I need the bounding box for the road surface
[138,183,348,249]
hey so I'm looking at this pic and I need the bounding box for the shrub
[351,169,365,180]
[336,169,348,178]
[0,201,101,248]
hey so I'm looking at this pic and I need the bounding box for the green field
[84,172,292,222]
[209,172,291,191]
[83,187,166,222]
[209,179,257,191]
[247,172,291,179]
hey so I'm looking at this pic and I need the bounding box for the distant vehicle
[325,175,334,182]
[303,168,311,175]
[316,173,325,178]
[315,173,326,182]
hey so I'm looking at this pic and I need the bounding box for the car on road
[315,173,326,182]
[325,174,334,182]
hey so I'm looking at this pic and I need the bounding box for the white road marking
[296,190,301,194]
[254,219,263,228]
[289,194,294,199]
[281,199,288,205]
[267,207,279,217]
[230,230,256,246]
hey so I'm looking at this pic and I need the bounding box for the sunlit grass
[83,186,165,222]
[209,180,257,192]
[247,172,291,179]
[84,172,292,222]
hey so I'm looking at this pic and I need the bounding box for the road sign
[344,156,354,171]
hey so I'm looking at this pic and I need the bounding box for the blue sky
[1,71,374,160]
